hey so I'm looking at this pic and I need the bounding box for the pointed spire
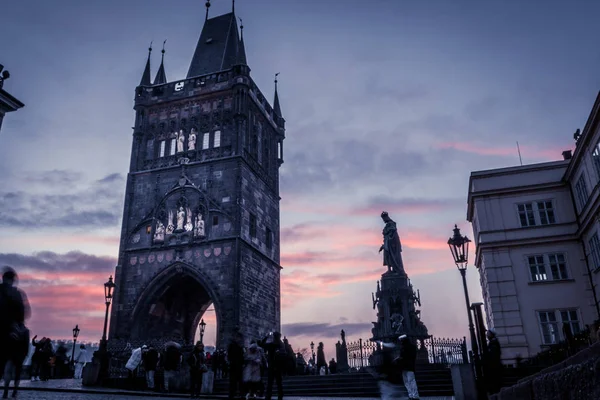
[237,17,247,65]
[273,72,282,117]
[205,0,211,21]
[232,0,235,13]
[139,42,152,86]
[153,40,167,85]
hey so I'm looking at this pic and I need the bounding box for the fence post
[430,336,436,363]
[359,338,364,368]
[461,337,469,364]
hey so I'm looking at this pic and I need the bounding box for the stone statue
[378,211,406,274]
[166,210,175,234]
[340,329,346,344]
[390,313,404,335]
[177,130,185,153]
[194,214,205,237]
[184,207,193,232]
[176,206,185,230]
[154,220,165,242]
[188,129,197,151]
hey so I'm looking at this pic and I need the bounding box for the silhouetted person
[0,267,31,399]
[316,342,327,375]
[227,332,245,400]
[329,358,337,374]
[398,335,419,400]
[376,339,403,400]
[162,343,182,393]
[74,344,88,379]
[142,345,159,390]
[260,331,286,400]
[484,329,502,395]
[188,341,206,399]
[30,335,46,381]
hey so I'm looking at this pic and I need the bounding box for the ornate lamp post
[199,319,207,344]
[71,324,80,368]
[310,341,315,373]
[101,276,116,351]
[448,225,484,390]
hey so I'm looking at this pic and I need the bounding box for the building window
[159,141,166,158]
[278,142,282,159]
[560,309,581,336]
[212,215,219,226]
[593,141,600,180]
[146,139,154,160]
[249,213,257,238]
[214,130,221,148]
[518,203,536,227]
[589,232,600,270]
[537,311,560,345]
[202,133,210,149]
[537,201,556,225]
[169,138,176,156]
[574,173,589,210]
[547,253,568,280]
[528,255,547,282]
[266,227,272,249]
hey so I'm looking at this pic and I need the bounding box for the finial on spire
[161,40,167,58]
[275,72,280,86]
[232,0,235,12]
[205,0,211,21]
[148,41,153,55]
[239,17,244,39]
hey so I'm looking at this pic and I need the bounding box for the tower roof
[154,43,167,85]
[187,12,243,78]
[273,75,282,117]
[139,45,152,86]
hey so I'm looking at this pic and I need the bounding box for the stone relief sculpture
[166,210,175,234]
[194,214,205,237]
[378,211,406,274]
[154,220,165,242]
[188,129,197,151]
[177,130,185,153]
[176,206,185,231]
[390,313,404,335]
[184,207,193,232]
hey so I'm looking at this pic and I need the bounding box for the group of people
[30,337,88,381]
[376,334,420,400]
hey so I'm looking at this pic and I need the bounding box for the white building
[466,92,600,363]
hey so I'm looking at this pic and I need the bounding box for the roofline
[0,88,25,111]
[563,90,600,181]
[466,160,568,221]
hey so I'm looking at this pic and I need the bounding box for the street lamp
[310,341,315,373]
[199,319,207,344]
[71,324,80,368]
[448,226,483,383]
[101,275,116,350]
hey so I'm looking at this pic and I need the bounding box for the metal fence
[346,336,468,369]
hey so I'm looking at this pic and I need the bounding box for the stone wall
[491,342,600,400]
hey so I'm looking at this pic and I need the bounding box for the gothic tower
[108,7,285,348]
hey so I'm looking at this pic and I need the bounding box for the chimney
[562,150,572,160]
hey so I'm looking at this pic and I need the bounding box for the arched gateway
[108,9,284,350]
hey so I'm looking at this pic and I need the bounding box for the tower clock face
[175,82,185,91]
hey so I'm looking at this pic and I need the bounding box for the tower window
[278,142,282,159]
[213,215,219,226]
[146,139,154,160]
[169,138,176,155]
[214,130,221,148]
[202,133,210,149]
[266,227,272,249]
[249,213,257,238]
[159,141,166,157]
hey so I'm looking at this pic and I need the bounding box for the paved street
[0,393,175,400]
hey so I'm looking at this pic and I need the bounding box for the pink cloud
[435,141,570,160]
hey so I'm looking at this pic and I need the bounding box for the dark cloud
[0,171,125,229]
[281,322,371,339]
[0,250,116,273]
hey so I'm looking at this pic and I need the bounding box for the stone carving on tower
[188,128,197,151]
[371,211,429,344]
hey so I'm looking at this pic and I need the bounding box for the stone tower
[108,8,285,348]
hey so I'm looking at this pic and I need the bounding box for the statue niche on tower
[378,211,406,275]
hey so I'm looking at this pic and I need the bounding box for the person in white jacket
[73,345,88,379]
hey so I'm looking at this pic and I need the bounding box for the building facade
[108,8,285,348]
[467,92,600,363]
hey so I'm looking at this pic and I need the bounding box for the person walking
[142,345,159,391]
[374,339,404,400]
[398,335,419,400]
[0,267,31,399]
[484,329,502,395]
[188,341,207,399]
[243,342,262,399]
[30,336,45,381]
[73,344,88,379]
[227,331,245,400]
[162,343,182,393]
[260,332,286,400]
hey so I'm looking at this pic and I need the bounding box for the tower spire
[232,0,235,13]
[139,42,152,86]
[236,17,247,65]
[273,72,282,117]
[153,40,167,85]
[205,0,211,21]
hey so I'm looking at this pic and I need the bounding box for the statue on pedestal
[378,211,406,275]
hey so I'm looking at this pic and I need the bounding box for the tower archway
[129,262,222,345]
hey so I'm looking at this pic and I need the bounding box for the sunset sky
[2,0,600,356]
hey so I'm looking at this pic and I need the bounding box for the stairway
[213,365,454,397]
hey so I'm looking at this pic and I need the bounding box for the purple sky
[1,0,600,355]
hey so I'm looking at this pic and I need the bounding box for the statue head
[381,211,390,222]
